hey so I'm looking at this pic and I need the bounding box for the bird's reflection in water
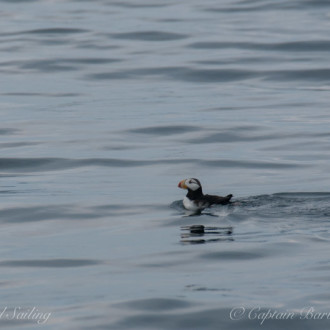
[180,225,234,244]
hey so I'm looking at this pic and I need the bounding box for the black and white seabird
[178,178,232,211]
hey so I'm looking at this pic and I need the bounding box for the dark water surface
[1,0,330,329]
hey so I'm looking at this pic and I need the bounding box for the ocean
[1,0,330,329]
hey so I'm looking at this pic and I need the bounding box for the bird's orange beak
[178,179,188,189]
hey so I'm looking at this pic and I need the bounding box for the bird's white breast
[183,197,204,211]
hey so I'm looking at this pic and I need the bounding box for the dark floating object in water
[180,225,233,244]
[187,225,205,234]
[181,225,233,235]
[178,178,233,211]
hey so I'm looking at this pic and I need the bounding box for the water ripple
[0,203,167,224]
[88,65,330,83]
[0,58,121,73]
[266,69,330,82]
[0,128,18,135]
[0,204,103,223]
[109,31,188,41]
[188,40,330,52]
[128,125,201,135]
[183,130,330,144]
[110,2,170,8]
[114,298,193,311]
[0,259,102,268]
[199,250,264,260]
[0,157,305,172]
[87,67,256,83]
[203,0,330,12]
[0,28,89,37]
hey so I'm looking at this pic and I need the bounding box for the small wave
[0,259,103,268]
[0,28,89,37]
[86,62,330,85]
[128,125,201,135]
[229,193,330,225]
[170,200,185,212]
[114,298,193,311]
[0,203,169,224]
[0,58,121,73]
[20,28,88,35]
[183,131,279,144]
[183,129,330,144]
[0,157,153,172]
[188,40,330,52]
[87,66,256,83]
[200,159,303,169]
[109,31,188,41]
[199,250,263,260]
[0,92,80,97]
[0,204,104,223]
[110,2,170,8]
[0,0,39,3]
[91,66,330,84]
[0,128,18,135]
[203,0,330,13]
[0,142,40,149]
[265,69,330,82]
[0,157,305,173]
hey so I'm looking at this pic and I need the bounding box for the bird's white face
[178,178,201,191]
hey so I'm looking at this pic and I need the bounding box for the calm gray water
[1,0,330,329]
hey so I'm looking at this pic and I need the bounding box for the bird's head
[178,178,202,192]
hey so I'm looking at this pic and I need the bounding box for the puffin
[178,178,233,211]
